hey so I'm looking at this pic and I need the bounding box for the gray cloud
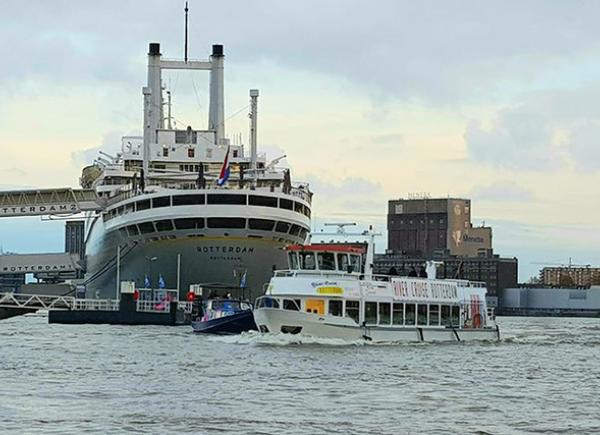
[465,86,600,171]
[471,181,535,202]
[71,131,126,167]
[3,1,600,103]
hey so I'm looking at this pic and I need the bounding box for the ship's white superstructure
[82,43,312,299]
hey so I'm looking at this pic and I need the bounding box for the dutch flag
[217,146,231,186]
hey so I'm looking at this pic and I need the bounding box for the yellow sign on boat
[316,286,344,295]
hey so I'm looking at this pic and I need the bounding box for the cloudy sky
[2,0,600,279]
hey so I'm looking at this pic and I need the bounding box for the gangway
[0,292,74,310]
[0,188,106,217]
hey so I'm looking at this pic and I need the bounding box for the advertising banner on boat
[391,278,459,303]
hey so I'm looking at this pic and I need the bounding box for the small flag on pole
[158,274,166,289]
[240,270,247,288]
[217,146,231,186]
[144,275,151,288]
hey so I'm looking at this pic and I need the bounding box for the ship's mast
[249,89,259,186]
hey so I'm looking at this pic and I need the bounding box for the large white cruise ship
[81,42,312,299]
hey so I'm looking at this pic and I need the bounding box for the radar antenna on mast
[184,1,189,63]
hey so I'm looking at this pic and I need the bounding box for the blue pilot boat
[191,299,257,334]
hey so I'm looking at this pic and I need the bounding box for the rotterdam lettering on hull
[196,246,255,254]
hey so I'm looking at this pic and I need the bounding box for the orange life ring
[473,313,482,328]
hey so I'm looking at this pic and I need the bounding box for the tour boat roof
[286,244,366,254]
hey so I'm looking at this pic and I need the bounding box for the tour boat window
[378,303,391,325]
[337,253,349,272]
[328,300,343,317]
[257,297,279,309]
[279,198,293,210]
[350,255,361,273]
[152,196,171,208]
[294,202,304,214]
[126,225,140,236]
[317,252,336,271]
[429,304,440,326]
[249,219,275,231]
[306,299,324,315]
[441,305,451,326]
[136,199,151,211]
[174,218,204,230]
[207,218,246,229]
[288,252,299,270]
[275,221,291,233]
[283,299,301,311]
[299,252,316,270]
[345,300,360,323]
[207,194,246,205]
[155,219,174,232]
[364,302,378,325]
[124,203,134,214]
[172,194,205,206]
[405,303,416,325]
[289,224,301,236]
[249,195,278,208]
[392,303,404,325]
[417,304,428,326]
[451,305,460,327]
[138,222,155,234]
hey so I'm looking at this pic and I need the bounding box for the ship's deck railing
[136,300,172,313]
[73,299,120,311]
[177,301,193,313]
[105,182,312,208]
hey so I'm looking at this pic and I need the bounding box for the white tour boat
[253,229,500,343]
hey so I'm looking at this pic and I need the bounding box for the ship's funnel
[209,44,225,145]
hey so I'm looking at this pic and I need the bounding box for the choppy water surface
[1,316,600,434]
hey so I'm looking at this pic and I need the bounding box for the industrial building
[501,286,600,317]
[379,196,518,302]
[387,197,492,258]
[540,266,600,288]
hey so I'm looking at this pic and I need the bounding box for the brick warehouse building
[379,196,518,299]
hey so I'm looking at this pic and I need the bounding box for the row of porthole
[104,193,311,221]
[117,217,310,239]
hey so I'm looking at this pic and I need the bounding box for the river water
[1,315,599,434]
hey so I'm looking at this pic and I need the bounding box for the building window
[162,146,169,157]
[188,147,195,158]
